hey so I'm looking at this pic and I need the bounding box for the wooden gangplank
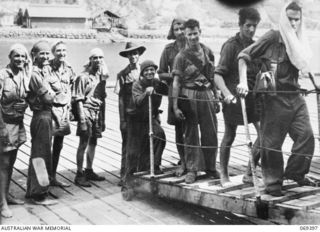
[131,171,320,225]
[2,80,320,225]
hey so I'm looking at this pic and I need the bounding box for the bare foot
[220,175,231,187]
[175,166,186,177]
[1,205,13,218]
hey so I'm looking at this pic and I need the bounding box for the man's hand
[174,108,185,121]
[146,87,154,96]
[236,82,249,97]
[224,94,237,104]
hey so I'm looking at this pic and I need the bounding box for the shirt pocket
[2,79,17,103]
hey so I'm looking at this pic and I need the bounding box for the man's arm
[237,58,249,97]
[0,72,9,147]
[214,73,235,103]
[158,47,172,83]
[132,82,148,107]
[172,74,185,120]
[237,30,276,97]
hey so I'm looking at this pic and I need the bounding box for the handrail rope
[152,135,318,159]
[152,134,247,149]
[153,89,318,103]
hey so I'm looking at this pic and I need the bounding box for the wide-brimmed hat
[119,42,146,57]
[140,60,158,76]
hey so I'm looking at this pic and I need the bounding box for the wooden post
[148,95,154,177]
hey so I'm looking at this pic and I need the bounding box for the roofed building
[24,4,88,29]
[0,6,15,27]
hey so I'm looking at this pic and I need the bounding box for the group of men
[117,1,318,197]
[0,41,108,217]
[0,0,318,219]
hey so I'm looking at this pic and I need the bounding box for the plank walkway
[2,78,320,225]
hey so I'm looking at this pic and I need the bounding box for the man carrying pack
[172,19,219,184]
[238,2,316,196]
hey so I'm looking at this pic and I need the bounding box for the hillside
[0,0,319,31]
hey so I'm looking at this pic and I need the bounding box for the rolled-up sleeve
[215,42,234,77]
[73,74,88,102]
[172,53,184,78]
[158,49,169,74]
[238,30,277,63]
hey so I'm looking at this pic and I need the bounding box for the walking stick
[148,94,155,177]
[240,97,268,219]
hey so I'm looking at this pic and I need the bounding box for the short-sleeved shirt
[50,60,76,104]
[215,32,260,94]
[73,67,107,120]
[28,65,56,112]
[0,66,29,123]
[158,41,180,84]
[238,30,300,91]
[172,43,215,89]
[117,64,140,122]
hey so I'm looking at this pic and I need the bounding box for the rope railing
[152,134,247,149]
[153,88,319,103]
[147,86,320,172]
[152,134,318,159]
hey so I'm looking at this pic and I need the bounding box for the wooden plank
[278,193,320,210]
[134,177,259,218]
[261,186,320,205]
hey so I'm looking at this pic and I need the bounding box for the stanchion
[148,94,155,177]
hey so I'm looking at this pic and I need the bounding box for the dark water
[0,37,319,83]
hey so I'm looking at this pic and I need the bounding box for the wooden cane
[240,97,268,219]
[148,94,155,177]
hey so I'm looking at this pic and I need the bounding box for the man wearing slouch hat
[116,42,145,186]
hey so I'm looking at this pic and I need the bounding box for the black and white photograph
[0,0,320,228]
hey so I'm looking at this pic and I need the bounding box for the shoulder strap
[181,48,205,73]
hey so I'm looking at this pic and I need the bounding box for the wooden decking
[2,80,320,225]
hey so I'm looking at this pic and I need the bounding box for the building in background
[24,4,88,29]
[92,10,127,31]
[0,6,15,27]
